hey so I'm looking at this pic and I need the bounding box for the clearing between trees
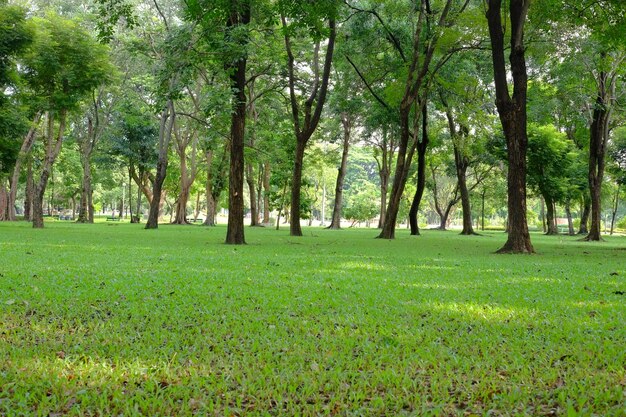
[0,223,625,415]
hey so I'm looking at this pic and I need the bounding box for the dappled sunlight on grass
[1,224,625,415]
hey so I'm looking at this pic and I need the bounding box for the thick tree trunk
[224,2,250,244]
[262,162,271,225]
[146,100,175,230]
[487,0,534,253]
[544,196,558,235]
[585,70,613,241]
[225,62,247,239]
[328,113,351,229]
[290,139,306,236]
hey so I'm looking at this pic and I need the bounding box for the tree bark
[146,99,175,229]
[544,195,558,235]
[585,64,615,241]
[7,112,42,221]
[578,194,590,234]
[77,148,93,223]
[409,105,429,235]
[486,0,534,253]
[24,157,33,221]
[609,184,620,235]
[246,163,258,226]
[33,111,67,229]
[565,200,575,235]
[262,162,271,225]
[328,113,352,229]
[283,16,336,236]
[224,1,250,244]
[0,181,7,221]
[378,0,453,239]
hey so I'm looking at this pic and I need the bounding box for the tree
[0,2,33,221]
[526,124,576,235]
[485,0,534,253]
[22,14,112,228]
[281,0,337,236]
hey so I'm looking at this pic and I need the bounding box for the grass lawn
[0,221,625,416]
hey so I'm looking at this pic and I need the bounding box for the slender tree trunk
[487,0,534,253]
[246,163,259,226]
[610,184,620,235]
[544,195,558,235]
[146,100,175,230]
[481,190,486,231]
[565,200,575,235]
[409,105,429,235]
[7,112,42,221]
[173,150,192,225]
[262,162,271,225]
[0,181,8,220]
[456,159,474,235]
[540,197,546,233]
[194,192,201,222]
[578,194,590,234]
[77,154,92,223]
[33,111,67,229]
[290,139,306,236]
[328,113,351,229]
[24,157,33,221]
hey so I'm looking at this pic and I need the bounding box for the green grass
[1,222,625,416]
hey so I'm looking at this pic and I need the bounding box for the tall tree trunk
[7,112,42,221]
[379,107,417,239]
[487,0,534,253]
[328,113,351,229]
[224,2,250,244]
[585,65,614,241]
[282,16,336,236]
[544,195,558,235]
[409,105,429,235]
[146,100,175,230]
[33,111,67,229]
[262,162,271,225]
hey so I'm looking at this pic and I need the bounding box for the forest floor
[0,221,625,416]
